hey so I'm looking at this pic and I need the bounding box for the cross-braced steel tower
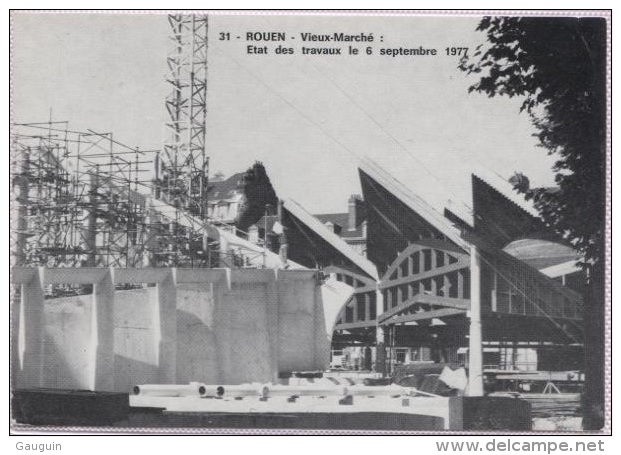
[161,14,209,218]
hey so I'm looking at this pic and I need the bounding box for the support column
[91,268,115,391]
[15,267,45,388]
[375,286,386,376]
[267,269,280,382]
[156,270,177,383]
[313,275,329,372]
[419,251,425,275]
[467,245,484,396]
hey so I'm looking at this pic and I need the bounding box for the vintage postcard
[9,10,611,436]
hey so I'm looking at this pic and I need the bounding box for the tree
[235,161,278,233]
[460,16,607,430]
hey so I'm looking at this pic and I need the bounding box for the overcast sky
[12,12,559,215]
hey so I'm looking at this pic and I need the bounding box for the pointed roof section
[281,198,378,280]
[473,168,540,218]
[359,158,467,248]
[358,159,470,275]
[471,172,548,248]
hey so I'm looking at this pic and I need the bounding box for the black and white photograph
[9,9,611,437]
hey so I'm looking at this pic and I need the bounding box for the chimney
[348,194,364,231]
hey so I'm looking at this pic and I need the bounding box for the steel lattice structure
[162,14,209,218]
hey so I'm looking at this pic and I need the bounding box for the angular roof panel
[471,173,547,247]
[282,198,379,280]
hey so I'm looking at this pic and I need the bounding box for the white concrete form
[11,266,351,393]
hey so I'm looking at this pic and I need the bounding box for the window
[447,272,458,298]
[356,294,366,321]
[395,348,408,363]
[369,293,377,320]
[400,259,409,277]
[423,249,432,271]
[434,276,445,296]
[345,305,354,323]
[412,252,420,274]
[400,284,409,303]
[391,288,399,308]
[436,250,445,268]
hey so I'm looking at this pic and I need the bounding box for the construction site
[11,14,589,432]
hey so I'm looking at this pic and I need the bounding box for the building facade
[314,195,368,257]
[279,161,586,379]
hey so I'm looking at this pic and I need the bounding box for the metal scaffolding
[11,121,218,277]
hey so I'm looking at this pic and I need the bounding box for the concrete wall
[215,270,276,384]
[43,294,92,390]
[176,282,220,385]
[12,267,351,392]
[278,271,317,372]
[114,288,159,392]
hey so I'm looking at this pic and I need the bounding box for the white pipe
[133,383,206,397]
[266,385,349,397]
[200,385,269,398]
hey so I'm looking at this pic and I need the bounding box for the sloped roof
[359,158,468,250]
[206,172,245,200]
[473,168,541,219]
[470,173,548,247]
[357,159,582,307]
[282,198,378,280]
[314,212,365,239]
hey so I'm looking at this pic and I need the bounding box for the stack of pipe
[133,383,437,399]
